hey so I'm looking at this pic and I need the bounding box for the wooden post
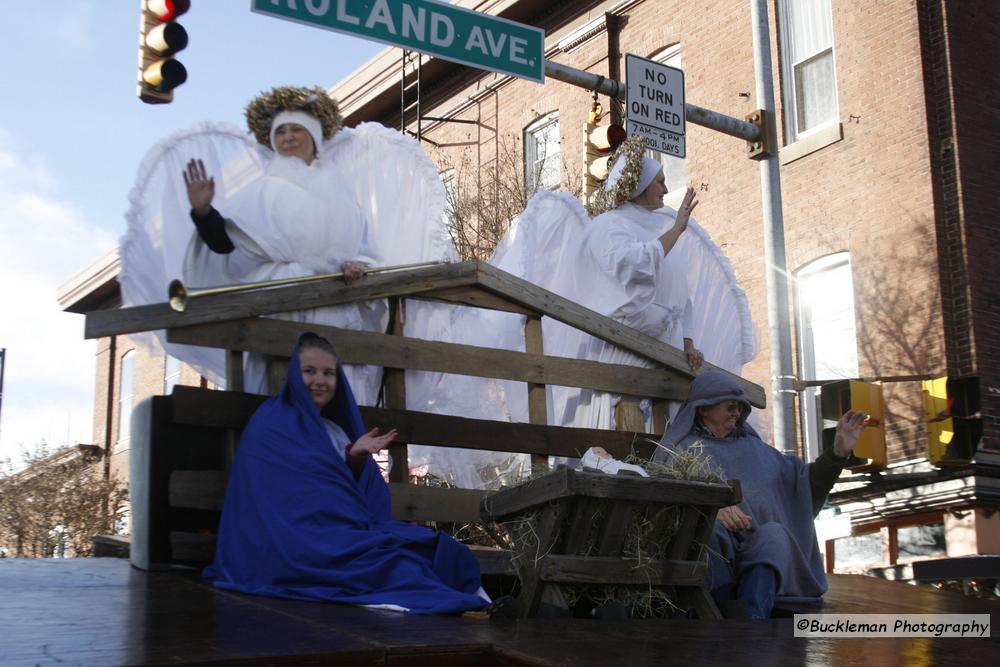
[524,315,548,474]
[224,349,244,471]
[825,539,836,573]
[266,357,288,395]
[882,525,898,566]
[651,399,668,435]
[614,399,645,433]
[385,298,408,483]
[225,349,244,393]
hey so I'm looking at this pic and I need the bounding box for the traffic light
[582,122,626,205]
[819,379,887,472]
[922,376,981,466]
[137,0,190,104]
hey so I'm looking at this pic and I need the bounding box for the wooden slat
[518,501,572,617]
[166,318,688,400]
[170,471,226,511]
[389,484,485,524]
[475,263,766,407]
[538,555,706,587]
[85,261,480,339]
[167,471,486,525]
[87,258,764,406]
[664,506,701,561]
[466,545,516,577]
[596,502,635,557]
[170,532,216,562]
[167,386,661,460]
[484,469,738,519]
[480,469,573,522]
[414,286,536,315]
[561,498,600,556]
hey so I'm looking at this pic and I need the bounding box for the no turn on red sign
[625,54,686,158]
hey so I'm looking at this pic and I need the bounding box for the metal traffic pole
[750,0,796,455]
[544,60,762,142]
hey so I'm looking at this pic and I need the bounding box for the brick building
[61,0,998,569]
[58,249,213,484]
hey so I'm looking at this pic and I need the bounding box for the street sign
[252,0,545,82]
[625,53,686,157]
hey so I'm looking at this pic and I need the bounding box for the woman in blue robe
[654,371,866,619]
[204,332,489,614]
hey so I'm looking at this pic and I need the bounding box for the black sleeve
[809,450,849,516]
[190,207,235,254]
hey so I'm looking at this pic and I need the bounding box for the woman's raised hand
[352,427,398,456]
[833,409,868,458]
[674,186,698,231]
[183,158,215,216]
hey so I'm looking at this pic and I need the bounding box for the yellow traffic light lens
[143,59,188,92]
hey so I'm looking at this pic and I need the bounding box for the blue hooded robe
[654,371,827,600]
[203,333,487,614]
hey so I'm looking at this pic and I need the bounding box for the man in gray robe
[654,371,866,618]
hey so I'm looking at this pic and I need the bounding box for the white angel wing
[673,218,759,374]
[321,122,457,264]
[119,122,269,384]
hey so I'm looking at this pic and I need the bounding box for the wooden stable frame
[88,261,765,569]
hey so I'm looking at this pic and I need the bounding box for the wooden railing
[91,261,764,567]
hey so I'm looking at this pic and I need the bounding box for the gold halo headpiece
[245,86,343,149]
[587,134,647,216]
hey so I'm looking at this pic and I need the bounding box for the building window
[795,253,858,460]
[648,44,687,208]
[116,350,136,453]
[778,0,839,142]
[164,354,182,395]
[524,111,560,194]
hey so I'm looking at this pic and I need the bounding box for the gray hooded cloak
[654,371,828,599]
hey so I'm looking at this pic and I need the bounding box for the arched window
[795,252,858,460]
[524,111,560,193]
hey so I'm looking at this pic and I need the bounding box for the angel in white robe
[119,86,455,405]
[488,135,756,431]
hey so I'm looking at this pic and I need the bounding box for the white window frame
[795,253,859,461]
[778,0,840,143]
[164,354,182,395]
[116,350,136,453]
[648,44,687,208]
[524,111,561,194]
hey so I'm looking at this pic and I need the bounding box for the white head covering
[269,110,323,152]
[604,154,662,200]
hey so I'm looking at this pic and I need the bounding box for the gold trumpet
[168,260,447,312]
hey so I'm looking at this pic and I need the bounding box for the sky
[0,3,383,465]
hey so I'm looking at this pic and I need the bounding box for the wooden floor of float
[1,558,995,666]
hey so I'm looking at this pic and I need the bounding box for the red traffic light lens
[607,124,627,150]
[149,0,191,22]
